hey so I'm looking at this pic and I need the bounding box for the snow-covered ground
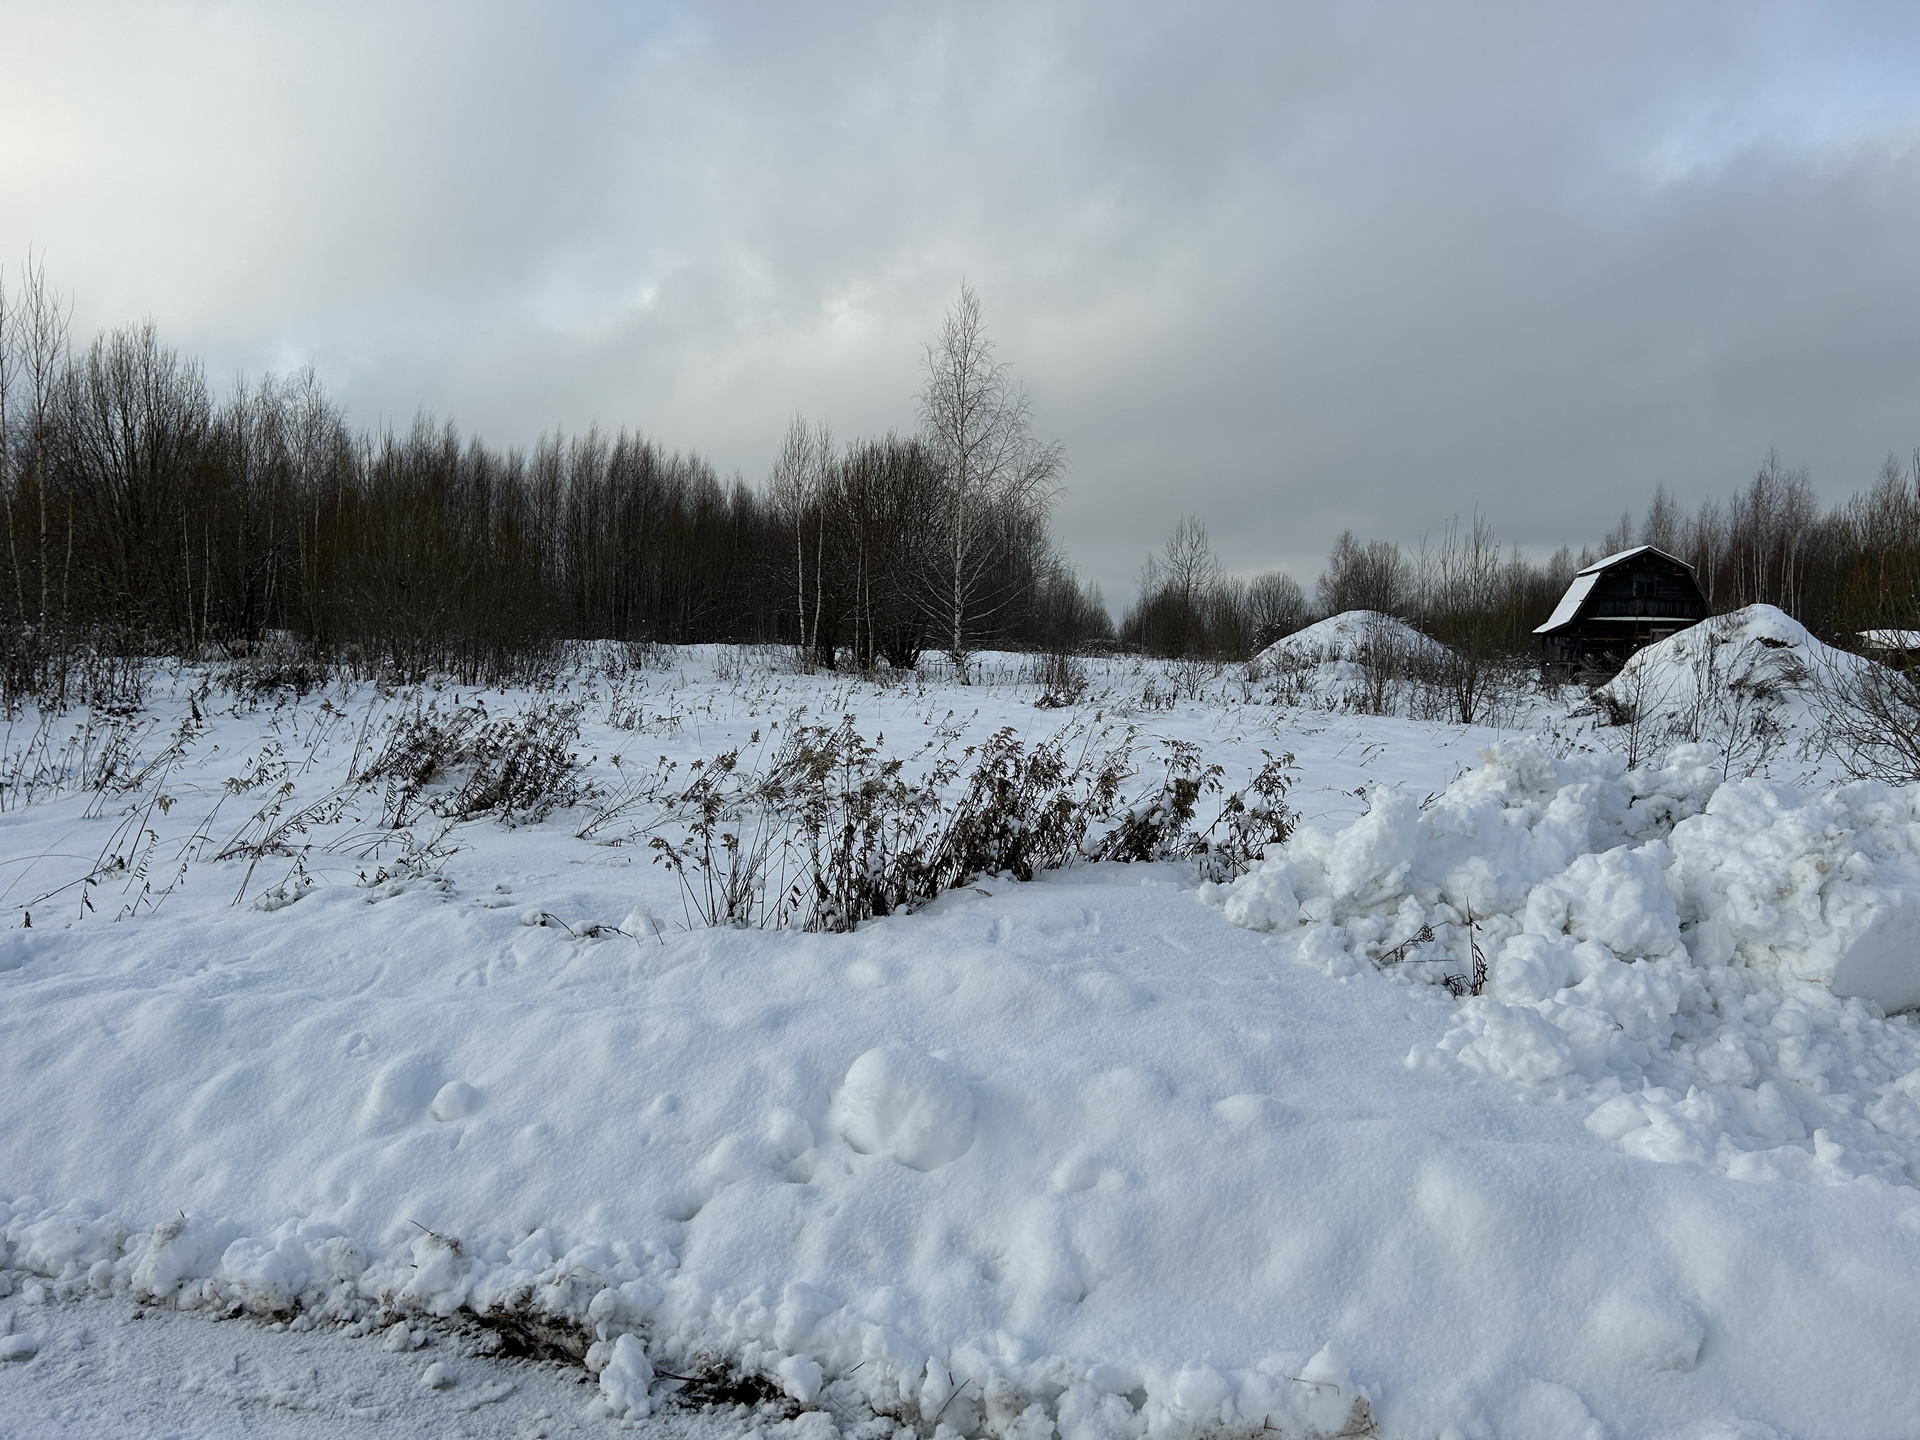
[0,1281,740,1438]
[4,632,1918,1439]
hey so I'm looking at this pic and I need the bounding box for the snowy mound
[1255,610,1444,667]
[1593,604,1858,745]
[1220,738,1920,1179]
[1253,611,1452,714]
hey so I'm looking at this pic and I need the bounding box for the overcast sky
[5,1,1920,604]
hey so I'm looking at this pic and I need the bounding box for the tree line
[0,264,1101,705]
[9,249,1917,707]
[1123,449,1920,666]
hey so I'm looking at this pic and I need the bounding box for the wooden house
[1534,545,1708,673]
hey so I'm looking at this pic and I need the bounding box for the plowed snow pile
[1256,611,1444,667]
[1592,604,1860,759]
[4,657,1920,1440]
[1252,611,1447,707]
[1220,740,1920,1184]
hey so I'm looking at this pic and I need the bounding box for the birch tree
[917,285,1061,674]
[769,415,834,671]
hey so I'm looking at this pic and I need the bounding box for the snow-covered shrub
[648,718,1131,930]
[927,724,1131,884]
[1187,750,1297,883]
[0,704,158,812]
[217,631,330,700]
[1810,637,1920,785]
[645,717,1292,932]
[357,697,591,826]
[1027,649,1088,707]
[646,738,807,927]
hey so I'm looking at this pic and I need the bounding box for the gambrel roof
[1534,545,1700,636]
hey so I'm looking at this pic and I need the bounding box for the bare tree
[1316,530,1408,616]
[1161,515,1219,618]
[1419,513,1509,724]
[831,434,940,670]
[917,284,1062,674]
[1246,570,1308,650]
[1814,650,1920,784]
[0,254,72,700]
[1640,484,1681,554]
[769,415,834,671]
[1724,448,1817,613]
[0,261,17,633]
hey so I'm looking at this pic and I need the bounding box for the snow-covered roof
[1534,544,1699,634]
[1859,629,1920,649]
[1573,543,1695,578]
[1533,573,1596,634]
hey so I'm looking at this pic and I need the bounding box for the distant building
[1858,630,1920,665]
[1534,545,1709,673]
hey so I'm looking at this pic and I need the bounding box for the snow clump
[430,1081,480,1121]
[598,1332,654,1419]
[831,1044,976,1171]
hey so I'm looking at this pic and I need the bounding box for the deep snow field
[4,620,1920,1440]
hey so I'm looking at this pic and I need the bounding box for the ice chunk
[1436,999,1576,1084]
[1800,892,1920,1013]
[1219,861,1300,933]
[1669,780,1920,1011]
[1524,843,1682,960]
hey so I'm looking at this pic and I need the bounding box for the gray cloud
[5,1,1920,607]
